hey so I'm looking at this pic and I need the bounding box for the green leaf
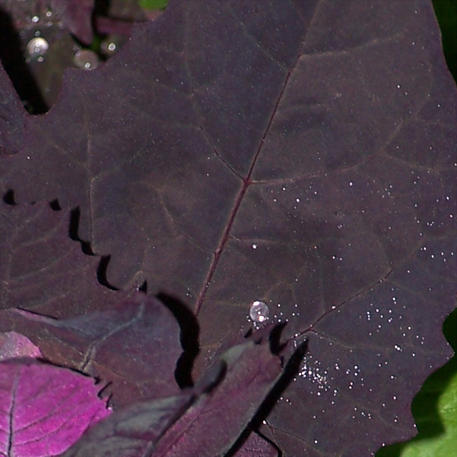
[139,0,168,10]
[377,309,457,457]
[433,0,457,80]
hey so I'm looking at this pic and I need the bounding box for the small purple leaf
[234,433,278,457]
[62,332,285,457]
[0,294,182,406]
[0,359,109,457]
[62,394,194,457]
[50,0,94,44]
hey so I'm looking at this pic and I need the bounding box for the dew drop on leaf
[74,50,99,71]
[249,301,269,323]
[26,37,49,59]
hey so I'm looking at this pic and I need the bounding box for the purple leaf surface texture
[0,202,118,317]
[0,0,456,456]
[0,294,182,407]
[0,65,24,155]
[62,335,284,457]
[0,359,109,457]
[234,433,278,457]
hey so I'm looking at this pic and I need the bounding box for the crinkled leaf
[0,359,109,457]
[0,294,182,406]
[62,334,284,457]
[0,202,118,317]
[1,1,457,456]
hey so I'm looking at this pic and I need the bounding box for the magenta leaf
[0,359,109,457]
[61,333,284,457]
[0,332,41,361]
[0,294,182,407]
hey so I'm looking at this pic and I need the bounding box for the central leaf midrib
[193,8,316,314]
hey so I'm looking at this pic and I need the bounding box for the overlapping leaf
[0,294,183,407]
[0,359,109,457]
[377,310,457,457]
[0,0,456,456]
[62,335,283,457]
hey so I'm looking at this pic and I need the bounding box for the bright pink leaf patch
[0,332,41,361]
[0,359,109,457]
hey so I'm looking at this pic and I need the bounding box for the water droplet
[251,243,257,249]
[73,50,99,70]
[101,38,118,55]
[26,37,49,58]
[249,301,269,323]
[31,15,39,23]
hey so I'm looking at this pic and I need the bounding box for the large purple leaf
[1,0,457,456]
[62,334,284,457]
[0,294,182,406]
[0,65,25,154]
[0,202,117,317]
[0,359,109,457]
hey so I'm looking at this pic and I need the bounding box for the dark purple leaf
[62,334,284,457]
[1,1,457,456]
[0,294,182,406]
[0,65,25,154]
[62,394,194,457]
[234,433,278,457]
[0,202,118,317]
[0,358,109,457]
[50,0,94,44]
